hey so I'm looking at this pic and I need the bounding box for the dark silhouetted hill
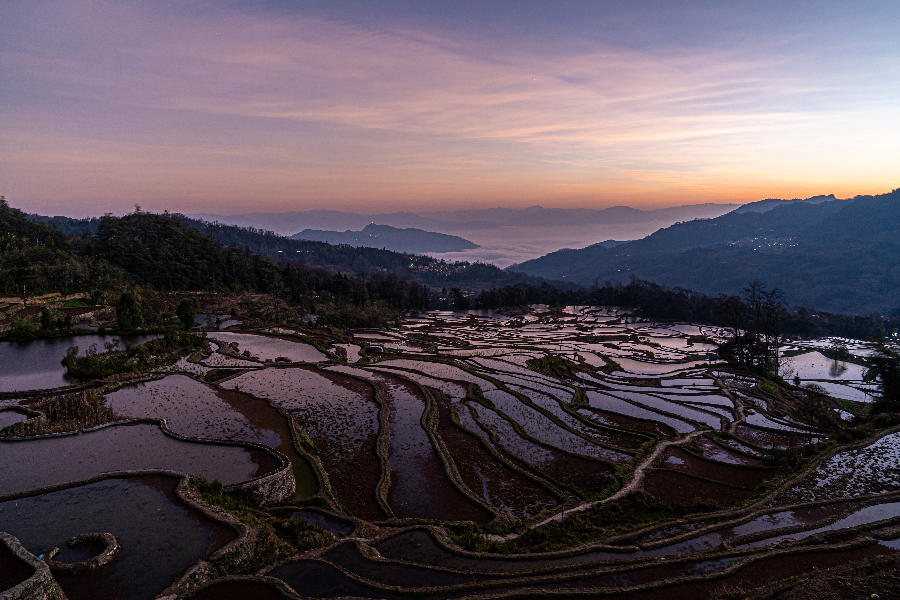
[508,190,900,315]
[290,223,478,254]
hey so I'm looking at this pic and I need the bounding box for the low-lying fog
[423,222,673,268]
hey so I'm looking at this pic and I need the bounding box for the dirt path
[486,371,741,541]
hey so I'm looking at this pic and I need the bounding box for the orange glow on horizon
[1,1,898,217]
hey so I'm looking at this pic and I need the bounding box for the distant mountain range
[188,203,739,236]
[290,223,478,254]
[508,190,900,315]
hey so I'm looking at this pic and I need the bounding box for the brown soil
[625,545,894,600]
[662,447,772,489]
[215,387,318,498]
[190,581,287,600]
[305,368,385,521]
[581,406,677,438]
[643,470,754,507]
[539,544,896,600]
[375,373,492,523]
[697,435,764,467]
[710,550,900,600]
[434,392,558,520]
[534,448,614,496]
[735,426,813,449]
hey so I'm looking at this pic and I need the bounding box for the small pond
[0,334,160,393]
[0,475,234,600]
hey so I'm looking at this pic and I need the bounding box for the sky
[1,0,899,218]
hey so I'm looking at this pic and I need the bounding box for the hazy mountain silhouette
[290,223,478,254]
[188,203,738,236]
[508,190,900,315]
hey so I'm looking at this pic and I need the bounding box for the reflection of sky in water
[106,375,283,448]
[0,423,263,495]
[222,368,377,473]
[0,334,160,392]
[787,351,867,381]
[208,332,326,362]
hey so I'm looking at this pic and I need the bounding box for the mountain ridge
[507,190,900,315]
[289,223,479,254]
[188,202,740,236]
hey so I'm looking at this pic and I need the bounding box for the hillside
[11,205,555,297]
[290,223,479,254]
[508,190,900,315]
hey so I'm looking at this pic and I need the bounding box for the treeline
[2,201,429,326]
[185,216,545,287]
[24,209,546,288]
[5,199,897,339]
[472,277,899,341]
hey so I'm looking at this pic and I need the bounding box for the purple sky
[1,0,898,217]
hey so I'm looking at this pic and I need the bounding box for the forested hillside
[23,209,548,289]
[509,190,900,315]
[4,201,551,326]
[3,201,428,326]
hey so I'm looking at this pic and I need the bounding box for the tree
[40,306,60,332]
[715,281,787,375]
[9,317,35,341]
[865,342,900,413]
[450,287,470,310]
[177,297,200,330]
[116,292,144,331]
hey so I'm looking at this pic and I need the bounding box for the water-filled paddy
[190,581,286,600]
[0,475,233,600]
[268,559,395,599]
[0,422,275,495]
[106,375,281,447]
[328,365,491,522]
[0,541,33,593]
[788,351,867,381]
[738,501,900,549]
[661,447,771,490]
[469,403,614,494]
[586,392,694,434]
[208,332,326,362]
[289,510,354,536]
[0,409,28,429]
[6,305,891,599]
[643,470,754,506]
[0,334,159,392]
[106,375,317,497]
[436,397,557,519]
[779,432,900,502]
[322,542,473,588]
[223,366,383,518]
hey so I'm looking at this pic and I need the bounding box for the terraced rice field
[2,306,899,599]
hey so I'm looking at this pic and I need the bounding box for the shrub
[176,297,200,330]
[9,317,36,341]
[116,292,143,331]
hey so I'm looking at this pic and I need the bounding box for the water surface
[0,334,160,392]
[0,475,233,600]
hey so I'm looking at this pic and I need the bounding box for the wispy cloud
[1,0,898,214]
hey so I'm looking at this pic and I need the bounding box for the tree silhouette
[177,297,200,330]
[116,291,144,332]
[865,343,900,413]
